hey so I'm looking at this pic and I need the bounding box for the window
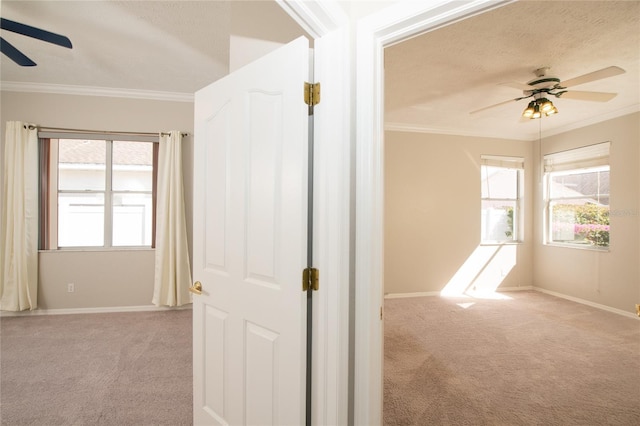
[481,155,524,243]
[41,135,157,249]
[544,142,610,249]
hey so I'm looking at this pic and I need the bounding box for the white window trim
[480,155,524,244]
[543,143,611,251]
[45,134,157,250]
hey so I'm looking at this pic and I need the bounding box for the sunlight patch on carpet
[440,244,517,297]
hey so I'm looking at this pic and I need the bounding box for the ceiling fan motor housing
[527,76,561,89]
[525,67,561,95]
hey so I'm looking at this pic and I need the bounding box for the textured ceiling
[1,1,638,141]
[0,0,307,94]
[385,0,640,140]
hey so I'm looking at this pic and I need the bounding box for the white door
[192,36,310,426]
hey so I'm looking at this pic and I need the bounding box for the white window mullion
[104,140,113,248]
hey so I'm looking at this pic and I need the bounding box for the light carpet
[0,309,192,426]
[384,291,640,425]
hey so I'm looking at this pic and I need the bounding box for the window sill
[480,241,523,246]
[544,243,610,252]
[39,247,154,253]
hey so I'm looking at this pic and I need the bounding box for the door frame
[353,1,514,424]
[277,1,351,425]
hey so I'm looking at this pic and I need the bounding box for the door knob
[189,281,202,295]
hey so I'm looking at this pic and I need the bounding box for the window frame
[480,155,524,244]
[543,142,611,251]
[39,132,158,251]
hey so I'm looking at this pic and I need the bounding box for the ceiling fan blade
[0,18,72,49]
[558,90,617,102]
[559,66,625,88]
[499,81,532,91]
[470,97,524,115]
[0,36,36,66]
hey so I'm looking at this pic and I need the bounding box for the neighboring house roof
[58,139,152,166]
[549,172,610,206]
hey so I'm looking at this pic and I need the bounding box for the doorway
[353,1,514,424]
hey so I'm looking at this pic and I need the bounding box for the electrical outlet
[67,283,75,293]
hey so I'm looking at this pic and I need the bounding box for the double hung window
[544,142,610,249]
[481,155,524,243]
[41,134,157,249]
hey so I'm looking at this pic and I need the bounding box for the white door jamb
[354,1,514,424]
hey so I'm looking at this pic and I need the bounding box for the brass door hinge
[302,267,319,291]
[304,82,321,107]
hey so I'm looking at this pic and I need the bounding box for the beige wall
[1,91,194,309]
[533,112,640,313]
[384,131,534,295]
[385,113,639,315]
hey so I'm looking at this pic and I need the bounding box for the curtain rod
[25,124,188,138]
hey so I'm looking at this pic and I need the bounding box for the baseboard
[384,286,534,299]
[384,291,440,299]
[496,286,534,292]
[0,304,193,317]
[533,287,639,320]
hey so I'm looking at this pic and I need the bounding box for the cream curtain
[1,121,39,311]
[152,131,192,307]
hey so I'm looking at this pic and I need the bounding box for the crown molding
[384,122,533,141]
[386,104,640,142]
[540,104,640,139]
[0,81,194,102]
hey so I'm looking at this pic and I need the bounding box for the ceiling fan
[0,18,72,67]
[470,66,626,118]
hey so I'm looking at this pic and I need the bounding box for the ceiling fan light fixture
[538,98,554,112]
[531,104,541,119]
[522,98,558,119]
[522,101,536,118]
